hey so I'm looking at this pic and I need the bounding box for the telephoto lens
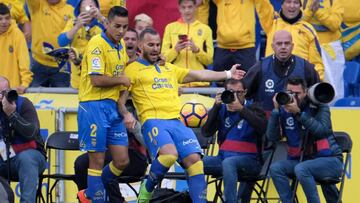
[221,90,235,104]
[275,92,292,105]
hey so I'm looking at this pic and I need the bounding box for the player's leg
[172,120,206,203]
[77,101,108,203]
[138,120,178,203]
[101,102,130,197]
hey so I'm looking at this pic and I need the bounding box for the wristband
[225,70,232,79]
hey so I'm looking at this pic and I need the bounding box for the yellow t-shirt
[302,0,344,44]
[27,0,73,67]
[214,0,256,49]
[0,0,29,24]
[99,0,126,17]
[0,22,32,88]
[162,19,213,87]
[78,33,128,102]
[125,60,190,124]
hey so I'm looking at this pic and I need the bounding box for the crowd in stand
[0,0,359,203]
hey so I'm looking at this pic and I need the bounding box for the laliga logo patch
[286,117,294,127]
[265,79,275,93]
[64,15,69,22]
[91,57,101,69]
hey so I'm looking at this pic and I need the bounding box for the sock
[186,161,207,203]
[145,154,177,192]
[102,161,123,187]
[86,169,106,203]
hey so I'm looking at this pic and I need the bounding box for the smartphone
[178,34,188,42]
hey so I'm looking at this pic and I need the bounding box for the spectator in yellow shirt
[213,0,258,73]
[162,0,214,87]
[58,0,106,89]
[27,0,73,87]
[302,0,345,102]
[0,3,32,94]
[341,0,360,62]
[0,0,31,42]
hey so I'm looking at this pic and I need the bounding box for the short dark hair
[286,76,307,90]
[108,6,128,20]
[178,0,196,5]
[126,28,139,39]
[224,79,246,90]
[139,28,159,41]
[0,3,10,15]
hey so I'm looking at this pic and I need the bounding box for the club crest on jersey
[64,15,69,22]
[265,79,275,93]
[198,29,202,36]
[224,117,231,128]
[9,46,14,53]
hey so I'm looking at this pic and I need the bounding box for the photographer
[0,76,46,203]
[267,77,342,203]
[202,79,267,203]
[243,30,319,116]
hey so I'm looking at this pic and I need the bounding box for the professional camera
[221,90,235,104]
[307,82,335,104]
[275,92,294,105]
[1,90,18,103]
[275,82,335,106]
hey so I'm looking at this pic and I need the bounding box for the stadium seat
[343,61,360,97]
[42,131,79,203]
[334,97,360,107]
[315,131,352,203]
[209,143,277,203]
[116,148,148,197]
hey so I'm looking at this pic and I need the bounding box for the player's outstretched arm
[90,74,130,88]
[182,64,246,83]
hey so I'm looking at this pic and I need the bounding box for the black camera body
[1,90,18,103]
[221,90,235,104]
[275,92,294,105]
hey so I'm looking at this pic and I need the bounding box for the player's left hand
[123,112,136,129]
[2,95,16,116]
[229,64,246,80]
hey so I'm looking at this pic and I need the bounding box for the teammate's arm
[182,64,245,83]
[118,90,136,129]
[90,74,130,87]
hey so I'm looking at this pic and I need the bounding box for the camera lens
[275,92,292,105]
[221,90,235,104]
[5,90,18,103]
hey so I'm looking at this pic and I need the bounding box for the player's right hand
[215,92,222,105]
[75,12,92,28]
[119,75,131,87]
